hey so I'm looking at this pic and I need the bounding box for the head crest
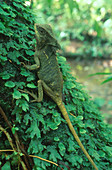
[35,23,55,38]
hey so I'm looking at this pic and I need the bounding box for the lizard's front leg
[22,51,40,70]
[22,63,39,70]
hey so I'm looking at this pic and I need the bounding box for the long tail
[57,101,98,170]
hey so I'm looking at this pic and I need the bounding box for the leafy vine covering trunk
[0,0,112,170]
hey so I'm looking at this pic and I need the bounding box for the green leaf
[1,162,11,170]
[25,50,34,56]
[67,0,75,14]
[86,120,95,129]
[21,101,29,112]
[67,0,79,15]
[20,69,31,77]
[0,7,9,16]
[23,114,32,125]
[26,121,41,139]
[0,71,15,80]
[76,116,83,121]
[5,81,15,88]
[15,82,25,88]
[47,121,58,130]
[54,137,60,141]
[27,83,37,88]
[1,3,10,10]
[12,127,16,134]
[66,153,77,166]
[12,126,19,134]
[103,146,112,156]
[89,72,112,76]
[21,93,29,101]
[47,146,62,161]
[101,77,112,84]
[80,129,86,134]
[58,142,66,156]
[7,51,20,64]
[13,2,25,10]
[16,99,29,112]
[10,11,16,18]
[27,75,35,82]
[98,150,105,157]
[13,89,21,99]
[94,21,103,37]
[67,138,77,152]
[0,56,7,61]
[66,81,76,89]
[36,114,45,125]
[76,155,83,164]
[1,74,10,80]
[20,153,23,156]
[58,142,66,151]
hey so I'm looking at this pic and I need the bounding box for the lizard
[20,23,98,170]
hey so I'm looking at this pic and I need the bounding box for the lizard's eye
[39,29,44,34]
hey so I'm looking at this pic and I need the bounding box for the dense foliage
[0,0,112,169]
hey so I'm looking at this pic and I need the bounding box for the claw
[18,89,38,102]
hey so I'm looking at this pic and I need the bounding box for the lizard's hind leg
[19,80,43,102]
[35,80,43,102]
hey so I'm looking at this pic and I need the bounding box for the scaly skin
[21,23,98,170]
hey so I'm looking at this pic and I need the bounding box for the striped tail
[57,101,98,170]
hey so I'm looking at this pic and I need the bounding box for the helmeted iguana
[20,23,98,170]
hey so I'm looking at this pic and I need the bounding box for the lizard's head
[34,24,54,46]
[34,23,61,49]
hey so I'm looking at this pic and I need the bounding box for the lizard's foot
[18,89,39,102]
